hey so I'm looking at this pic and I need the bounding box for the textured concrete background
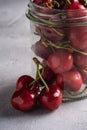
[0,0,87,130]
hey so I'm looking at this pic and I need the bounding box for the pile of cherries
[11,0,87,111]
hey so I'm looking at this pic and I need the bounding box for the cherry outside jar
[26,0,87,102]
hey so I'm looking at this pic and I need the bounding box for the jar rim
[26,0,87,27]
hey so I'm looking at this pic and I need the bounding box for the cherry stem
[41,34,87,56]
[51,28,64,37]
[33,57,49,92]
[66,0,71,4]
[66,86,87,96]
[29,79,36,90]
[29,60,45,90]
[62,95,87,103]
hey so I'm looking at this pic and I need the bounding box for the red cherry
[73,52,87,69]
[70,0,79,3]
[39,66,56,85]
[33,0,44,5]
[67,2,85,9]
[67,3,87,50]
[56,69,83,91]
[16,75,39,94]
[43,0,53,3]
[67,2,86,19]
[39,85,62,110]
[11,87,37,111]
[68,27,87,50]
[31,40,53,60]
[33,0,53,5]
[46,49,73,73]
[38,26,64,44]
[56,73,64,90]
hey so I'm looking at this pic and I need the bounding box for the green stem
[33,57,49,92]
[51,28,64,37]
[63,95,87,103]
[37,64,49,92]
[30,68,39,90]
[41,34,87,56]
[66,0,71,4]
[68,45,87,56]
[29,80,36,90]
[67,86,87,96]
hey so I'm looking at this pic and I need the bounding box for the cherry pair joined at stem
[11,57,62,111]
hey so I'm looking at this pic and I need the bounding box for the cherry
[70,0,79,3]
[43,0,53,2]
[46,49,73,73]
[56,73,64,90]
[39,26,64,44]
[33,0,44,5]
[67,2,85,9]
[31,39,53,59]
[11,87,37,111]
[67,3,87,50]
[39,85,62,110]
[33,0,53,5]
[68,26,87,50]
[39,66,56,85]
[73,52,87,69]
[56,69,83,91]
[16,75,39,94]
[67,2,87,20]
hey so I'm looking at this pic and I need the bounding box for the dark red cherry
[11,87,37,111]
[33,0,44,5]
[39,85,62,110]
[33,0,53,5]
[16,75,39,94]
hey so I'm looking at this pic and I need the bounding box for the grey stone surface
[0,1,87,130]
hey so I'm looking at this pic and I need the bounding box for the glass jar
[26,0,87,102]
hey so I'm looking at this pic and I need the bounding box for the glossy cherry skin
[67,2,86,20]
[67,2,85,9]
[46,49,73,74]
[39,85,62,110]
[11,87,37,111]
[16,75,39,94]
[56,69,83,91]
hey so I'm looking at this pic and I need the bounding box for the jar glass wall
[26,0,87,102]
